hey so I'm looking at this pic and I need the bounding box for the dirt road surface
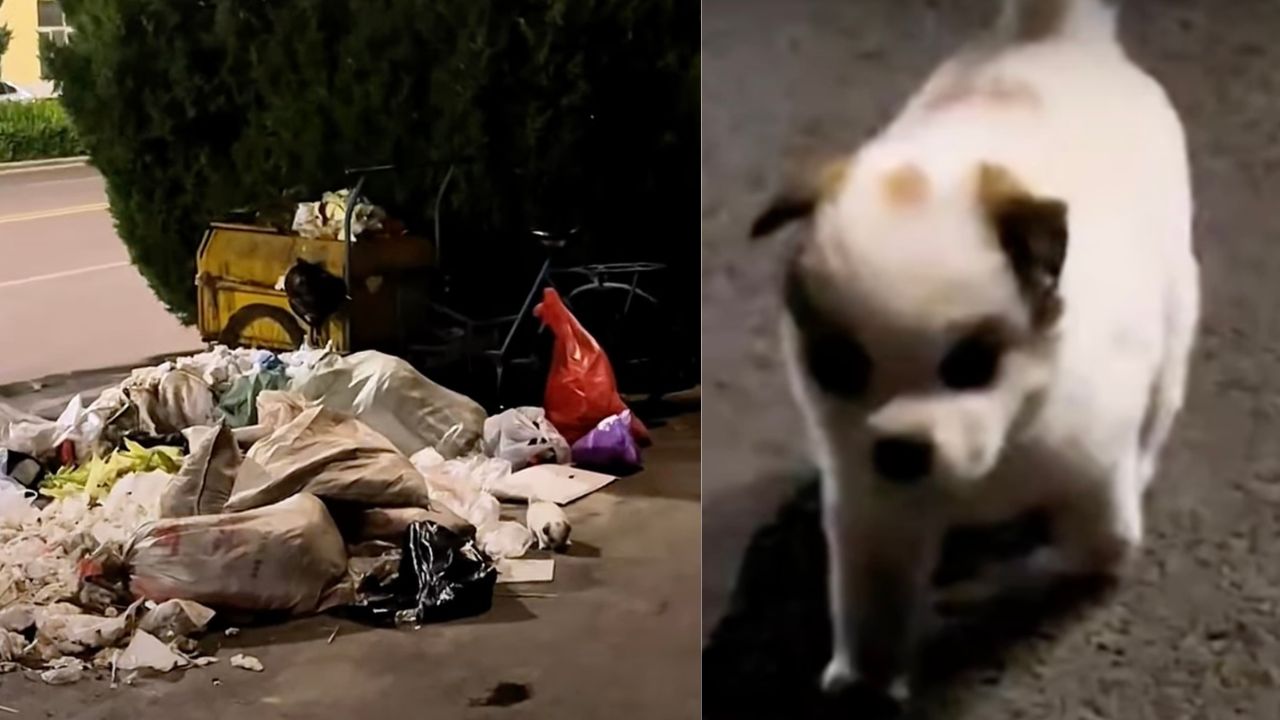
[703,1,1280,717]
[0,164,201,386]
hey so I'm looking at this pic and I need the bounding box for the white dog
[751,0,1198,701]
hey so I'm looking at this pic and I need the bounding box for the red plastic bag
[534,288,650,446]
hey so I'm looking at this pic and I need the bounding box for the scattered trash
[534,288,649,445]
[506,464,619,505]
[469,681,532,708]
[483,408,571,471]
[40,657,85,685]
[159,424,239,518]
[127,493,353,614]
[336,505,473,544]
[0,339,646,689]
[0,630,25,662]
[0,449,44,491]
[229,653,264,672]
[217,364,289,428]
[527,501,572,552]
[40,440,183,503]
[137,599,216,641]
[0,702,17,714]
[225,392,432,513]
[496,558,555,584]
[0,481,37,529]
[346,521,497,627]
[292,189,385,241]
[115,630,186,672]
[286,351,487,459]
[478,521,534,561]
[571,410,643,471]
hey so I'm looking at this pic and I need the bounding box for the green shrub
[44,0,698,328]
[0,99,85,162]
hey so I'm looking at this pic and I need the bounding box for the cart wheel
[219,303,307,349]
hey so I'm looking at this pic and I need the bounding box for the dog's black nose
[872,436,933,484]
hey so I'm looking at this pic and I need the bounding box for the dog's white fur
[771,0,1198,698]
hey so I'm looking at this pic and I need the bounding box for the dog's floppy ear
[750,157,850,239]
[979,163,1068,327]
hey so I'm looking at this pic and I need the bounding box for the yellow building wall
[0,0,43,89]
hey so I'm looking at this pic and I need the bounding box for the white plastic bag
[126,493,352,614]
[483,407,571,470]
[411,454,531,560]
[0,481,38,529]
[92,470,171,544]
[288,351,486,459]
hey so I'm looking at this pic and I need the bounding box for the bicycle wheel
[564,282,666,396]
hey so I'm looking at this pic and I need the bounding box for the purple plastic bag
[570,410,643,470]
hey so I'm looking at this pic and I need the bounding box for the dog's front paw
[821,657,912,704]
[820,655,859,695]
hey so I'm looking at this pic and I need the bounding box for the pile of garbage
[291,189,386,241]
[0,291,648,686]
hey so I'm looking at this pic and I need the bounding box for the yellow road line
[0,202,110,225]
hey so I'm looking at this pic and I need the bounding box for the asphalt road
[0,164,201,386]
[703,1,1280,717]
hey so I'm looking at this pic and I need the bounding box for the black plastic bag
[343,520,497,626]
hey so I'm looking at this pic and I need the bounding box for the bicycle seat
[530,227,580,250]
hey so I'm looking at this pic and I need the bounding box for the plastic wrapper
[217,366,289,428]
[116,629,189,672]
[224,392,432,512]
[124,493,353,615]
[482,407,571,471]
[570,410,643,470]
[292,189,385,241]
[345,521,497,626]
[0,480,38,529]
[285,350,486,459]
[533,288,650,445]
[137,599,216,641]
[39,439,183,503]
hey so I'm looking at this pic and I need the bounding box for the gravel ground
[702,1,1280,717]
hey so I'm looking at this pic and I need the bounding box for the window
[37,1,72,78]
[37,0,67,29]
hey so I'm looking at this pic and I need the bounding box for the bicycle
[341,164,680,410]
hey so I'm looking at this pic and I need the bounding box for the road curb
[0,156,91,175]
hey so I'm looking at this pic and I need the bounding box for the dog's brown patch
[1003,0,1070,42]
[977,163,1068,329]
[750,156,852,238]
[881,164,929,207]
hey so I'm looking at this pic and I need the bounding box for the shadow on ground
[703,473,1118,720]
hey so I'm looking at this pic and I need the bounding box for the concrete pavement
[0,164,202,386]
[703,0,1280,717]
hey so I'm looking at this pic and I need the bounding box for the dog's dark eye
[803,332,871,398]
[939,331,1002,390]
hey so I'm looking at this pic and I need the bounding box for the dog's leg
[821,466,938,701]
[1137,259,1199,489]
[935,457,1143,608]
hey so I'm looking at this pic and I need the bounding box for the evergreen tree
[45,0,697,329]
